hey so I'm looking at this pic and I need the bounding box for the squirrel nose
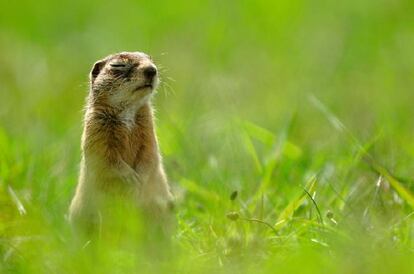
[143,66,157,79]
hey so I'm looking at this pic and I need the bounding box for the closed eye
[110,63,127,68]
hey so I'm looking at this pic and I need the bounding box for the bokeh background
[1,0,414,273]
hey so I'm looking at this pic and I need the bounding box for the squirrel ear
[90,59,106,84]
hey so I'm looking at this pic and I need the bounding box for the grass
[1,0,414,273]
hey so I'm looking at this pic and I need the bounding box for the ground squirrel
[69,52,173,234]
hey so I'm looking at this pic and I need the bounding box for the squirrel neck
[86,94,154,127]
[82,98,158,164]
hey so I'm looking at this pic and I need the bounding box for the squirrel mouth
[134,83,153,91]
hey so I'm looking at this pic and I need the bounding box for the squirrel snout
[143,66,157,79]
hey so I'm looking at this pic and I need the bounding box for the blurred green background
[1,0,414,273]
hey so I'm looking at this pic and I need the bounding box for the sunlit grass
[1,0,414,273]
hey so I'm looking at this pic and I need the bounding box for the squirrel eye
[110,63,127,68]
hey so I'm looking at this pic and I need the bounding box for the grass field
[1,0,414,273]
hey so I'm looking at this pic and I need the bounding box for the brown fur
[69,52,173,234]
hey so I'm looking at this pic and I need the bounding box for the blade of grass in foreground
[179,177,221,204]
[275,175,317,229]
[309,94,414,209]
[370,161,414,209]
[241,118,294,199]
